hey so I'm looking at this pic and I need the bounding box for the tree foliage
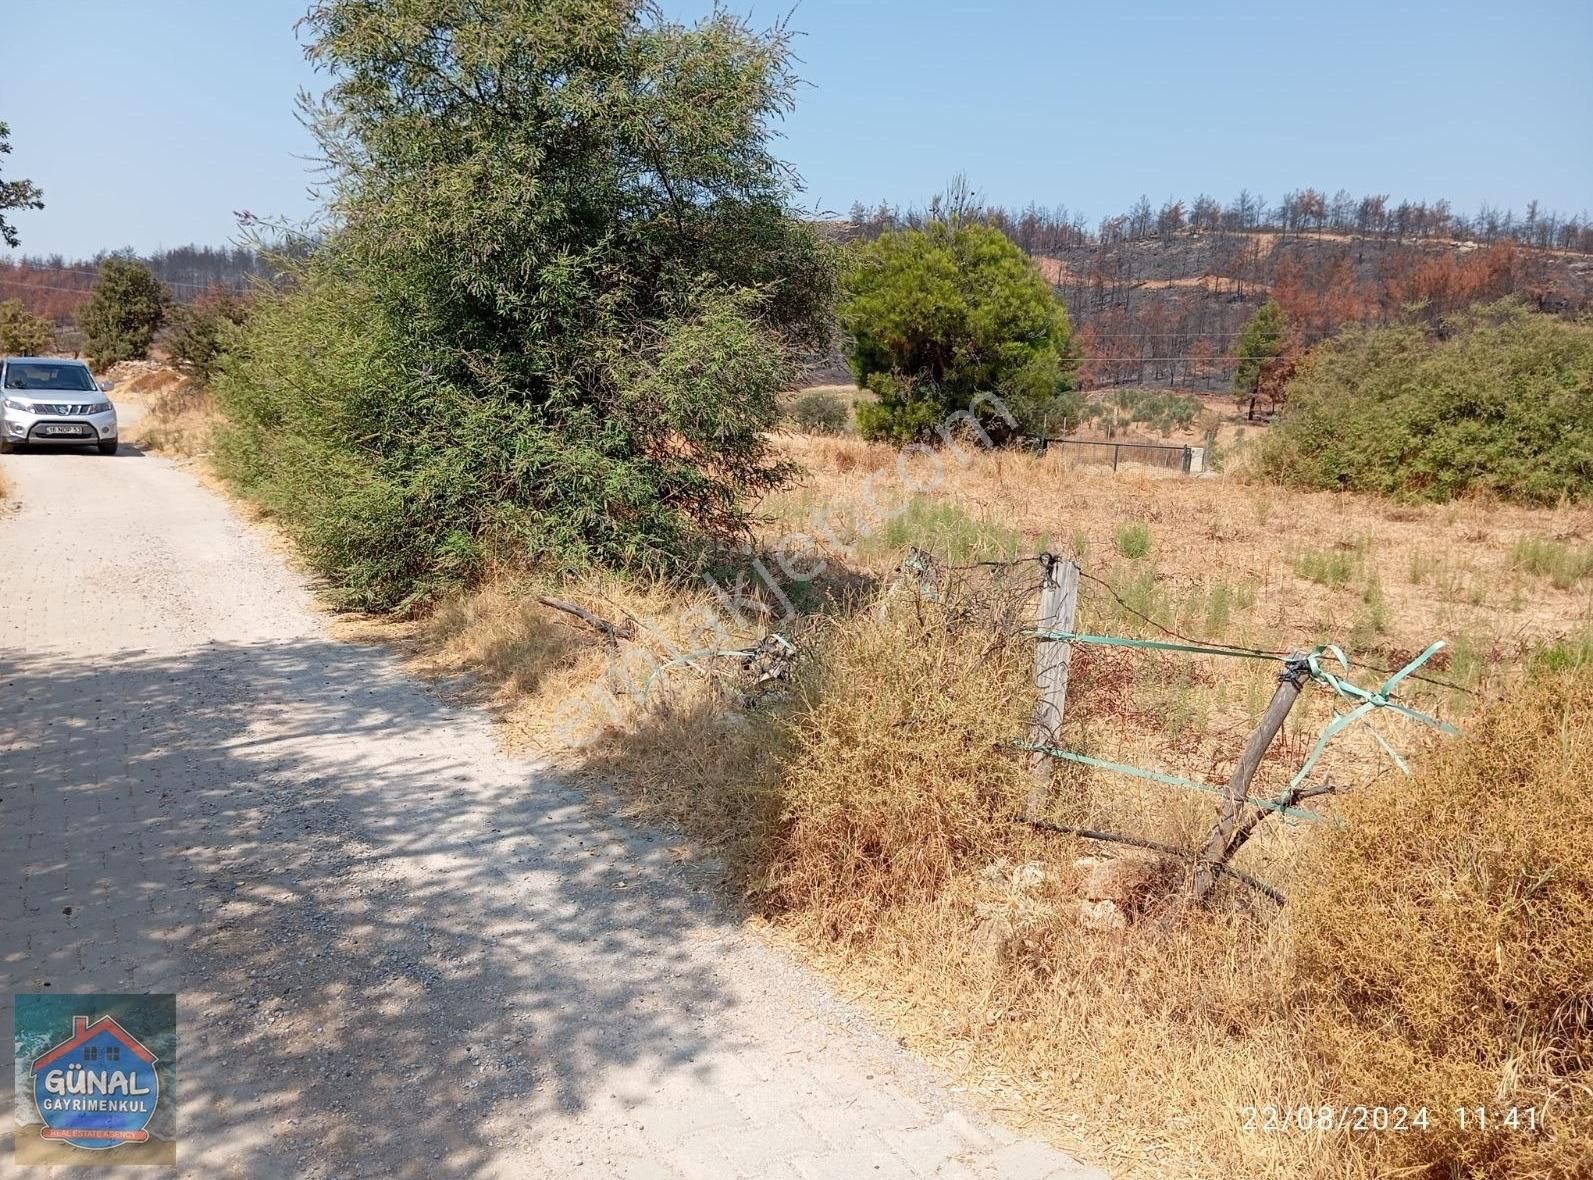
[78,259,169,366]
[0,297,55,356]
[166,288,251,384]
[1233,298,1290,396]
[0,121,44,249]
[1255,300,1593,504]
[840,222,1078,442]
[216,0,834,610]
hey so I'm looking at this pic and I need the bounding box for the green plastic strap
[1035,631,1278,662]
[1015,740,1324,821]
[1289,641,1461,790]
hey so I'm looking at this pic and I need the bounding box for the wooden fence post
[1025,555,1080,819]
[1190,653,1310,901]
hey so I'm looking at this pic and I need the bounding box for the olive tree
[217,0,835,609]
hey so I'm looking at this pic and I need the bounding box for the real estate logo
[13,994,177,1166]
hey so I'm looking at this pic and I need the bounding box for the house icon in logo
[31,1015,161,1150]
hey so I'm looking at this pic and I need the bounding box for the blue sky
[5,0,1590,258]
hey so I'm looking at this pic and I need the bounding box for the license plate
[42,425,85,436]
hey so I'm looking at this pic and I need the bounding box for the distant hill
[0,245,276,324]
[842,190,1593,390]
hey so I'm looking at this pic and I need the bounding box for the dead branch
[1223,781,1344,861]
[1022,818,1286,905]
[536,595,637,644]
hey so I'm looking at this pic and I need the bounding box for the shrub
[1291,666,1593,1178]
[77,258,169,366]
[166,288,251,384]
[790,390,849,434]
[0,297,54,355]
[760,598,1031,937]
[1114,521,1152,559]
[841,221,1078,442]
[1293,547,1359,586]
[218,0,835,611]
[1255,301,1593,504]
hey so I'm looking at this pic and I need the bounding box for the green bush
[1255,301,1593,504]
[790,390,849,434]
[0,298,54,355]
[216,0,835,612]
[78,258,168,366]
[166,288,251,385]
[841,221,1078,442]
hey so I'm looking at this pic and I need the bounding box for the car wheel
[97,438,119,456]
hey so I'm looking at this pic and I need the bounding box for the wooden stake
[1190,653,1310,902]
[1025,555,1080,819]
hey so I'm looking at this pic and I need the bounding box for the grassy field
[138,383,1592,1179]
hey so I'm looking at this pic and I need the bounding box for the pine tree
[77,259,169,366]
[1233,298,1290,415]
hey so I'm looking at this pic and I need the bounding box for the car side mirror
[99,380,115,392]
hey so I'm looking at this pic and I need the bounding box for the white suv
[0,357,119,455]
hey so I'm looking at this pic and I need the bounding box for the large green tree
[217,0,834,610]
[840,222,1078,442]
[78,259,169,366]
[0,121,44,248]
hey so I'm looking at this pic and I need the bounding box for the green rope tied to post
[1024,630,1462,817]
[1033,630,1279,663]
[1290,641,1461,789]
[1015,740,1324,820]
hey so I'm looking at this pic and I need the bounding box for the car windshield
[2,362,99,393]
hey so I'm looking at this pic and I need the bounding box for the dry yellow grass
[1292,666,1593,1179]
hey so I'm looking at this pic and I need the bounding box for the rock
[1077,899,1127,933]
[1076,852,1174,905]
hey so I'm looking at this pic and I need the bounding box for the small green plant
[1407,551,1439,585]
[1349,575,1389,651]
[789,390,849,434]
[873,497,1023,564]
[1114,521,1152,559]
[1295,548,1359,587]
[1201,580,1254,636]
[1512,536,1593,590]
[1529,631,1593,673]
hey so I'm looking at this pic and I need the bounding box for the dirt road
[0,441,1101,1179]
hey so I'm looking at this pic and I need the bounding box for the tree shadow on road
[0,637,737,1178]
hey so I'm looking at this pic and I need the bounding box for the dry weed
[1291,666,1593,1178]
